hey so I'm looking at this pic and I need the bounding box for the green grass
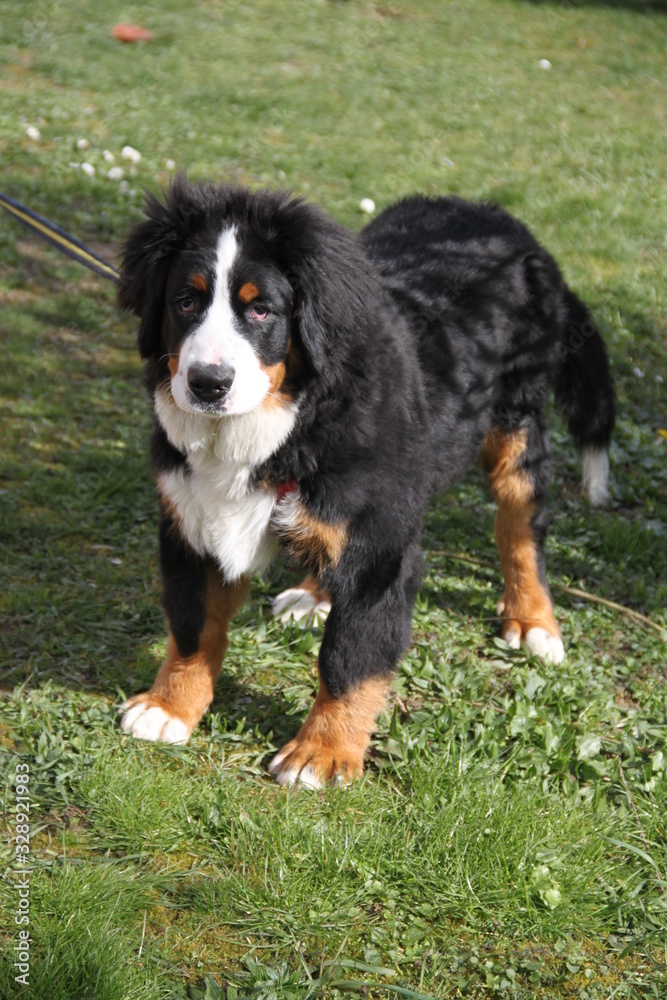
[1,0,666,997]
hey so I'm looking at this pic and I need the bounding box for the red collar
[275,479,298,503]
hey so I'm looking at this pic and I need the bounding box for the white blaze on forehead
[170,227,270,415]
[216,225,239,281]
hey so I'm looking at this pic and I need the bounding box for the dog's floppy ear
[117,185,187,359]
[272,199,377,375]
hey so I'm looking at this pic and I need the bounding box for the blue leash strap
[0,190,119,283]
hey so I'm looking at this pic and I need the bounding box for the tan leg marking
[482,427,562,653]
[482,427,532,507]
[293,573,331,605]
[268,667,389,787]
[121,570,248,742]
[494,502,560,642]
[281,502,348,573]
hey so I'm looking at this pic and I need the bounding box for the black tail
[553,290,615,505]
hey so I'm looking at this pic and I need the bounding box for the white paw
[503,623,522,649]
[271,587,331,625]
[523,628,565,665]
[120,702,191,744]
[268,754,323,789]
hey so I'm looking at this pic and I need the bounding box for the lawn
[1,1,666,997]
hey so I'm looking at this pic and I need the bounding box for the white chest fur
[155,390,298,581]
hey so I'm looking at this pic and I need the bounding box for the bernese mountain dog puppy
[117,176,615,787]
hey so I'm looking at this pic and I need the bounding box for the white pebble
[26,125,41,140]
[103,149,115,163]
[80,162,95,177]
[121,145,142,163]
[76,137,90,150]
[107,166,124,180]
[360,198,376,214]
[539,59,552,71]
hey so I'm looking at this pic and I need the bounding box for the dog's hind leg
[481,420,564,665]
[272,573,332,625]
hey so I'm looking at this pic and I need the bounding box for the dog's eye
[177,296,196,315]
[250,306,269,321]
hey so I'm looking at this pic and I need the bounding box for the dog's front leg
[268,662,390,788]
[120,514,248,744]
[269,542,422,787]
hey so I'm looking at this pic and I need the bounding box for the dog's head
[118,176,375,418]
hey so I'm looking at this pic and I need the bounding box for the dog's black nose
[187,362,234,403]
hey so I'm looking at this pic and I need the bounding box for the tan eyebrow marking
[239,281,260,304]
[189,273,207,292]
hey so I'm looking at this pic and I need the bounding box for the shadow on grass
[1,239,300,744]
[519,0,666,13]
